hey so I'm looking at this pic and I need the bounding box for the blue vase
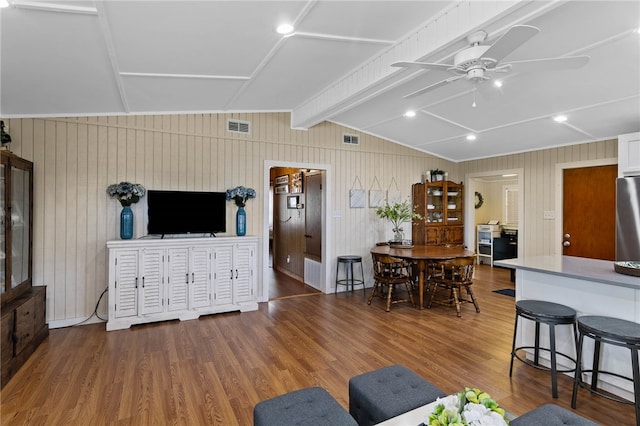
[236,206,246,236]
[120,205,134,239]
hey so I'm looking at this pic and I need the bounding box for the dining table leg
[416,260,427,309]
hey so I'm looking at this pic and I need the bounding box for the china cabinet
[1,151,48,389]
[412,181,464,246]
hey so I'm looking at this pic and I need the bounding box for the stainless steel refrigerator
[616,176,640,260]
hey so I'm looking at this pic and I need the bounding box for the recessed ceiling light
[466,134,476,141]
[494,80,503,88]
[0,0,9,8]
[635,27,640,35]
[276,23,294,35]
[553,115,568,123]
[403,110,416,118]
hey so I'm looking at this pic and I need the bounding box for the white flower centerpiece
[226,186,256,236]
[426,388,509,426]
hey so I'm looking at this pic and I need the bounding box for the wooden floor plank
[1,265,635,425]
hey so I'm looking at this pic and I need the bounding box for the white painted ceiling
[1,0,638,162]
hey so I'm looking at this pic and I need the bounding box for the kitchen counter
[495,255,640,402]
[495,256,640,289]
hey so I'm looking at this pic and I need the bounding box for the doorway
[465,169,524,260]
[262,161,332,303]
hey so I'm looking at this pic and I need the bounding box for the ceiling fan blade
[507,55,590,73]
[403,75,464,98]
[482,25,540,63]
[392,61,454,72]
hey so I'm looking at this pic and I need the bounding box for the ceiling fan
[392,25,589,98]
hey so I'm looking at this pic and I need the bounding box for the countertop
[494,256,640,289]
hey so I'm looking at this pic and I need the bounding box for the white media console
[106,236,259,331]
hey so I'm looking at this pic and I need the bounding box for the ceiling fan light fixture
[466,134,477,141]
[553,114,568,123]
[403,110,416,118]
[276,23,294,35]
[494,80,503,88]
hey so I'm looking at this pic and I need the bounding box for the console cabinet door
[113,250,139,318]
[140,249,165,315]
[167,248,189,312]
[233,243,255,303]
[213,246,233,306]
[189,247,211,309]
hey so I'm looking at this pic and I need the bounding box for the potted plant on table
[375,200,422,244]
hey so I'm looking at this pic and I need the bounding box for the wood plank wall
[3,113,451,325]
[460,139,618,257]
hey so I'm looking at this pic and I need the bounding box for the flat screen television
[147,190,226,236]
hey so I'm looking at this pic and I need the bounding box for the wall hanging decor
[369,176,385,208]
[350,176,366,208]
[387,177,402,205]
[290,171,303,193]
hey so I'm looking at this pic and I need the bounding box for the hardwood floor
[267,266,321,300]
[1,265,635,425]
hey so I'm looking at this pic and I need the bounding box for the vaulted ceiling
[1,0,638,161]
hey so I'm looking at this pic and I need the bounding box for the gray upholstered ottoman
[511,404,598,426]
[348,364,446,426]
[253,386,357,426]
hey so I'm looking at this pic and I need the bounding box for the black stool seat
[516,300,577,323]
[336,256,365,295]
[572,315,640,425]
[577,315,640,344]
[510,300,578,398]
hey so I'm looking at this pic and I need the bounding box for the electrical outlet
[543,210,555,220]
[286,255,290,263]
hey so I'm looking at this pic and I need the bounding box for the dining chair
[427,256,479,317]
[369,253,415,311]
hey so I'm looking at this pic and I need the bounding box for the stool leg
[591,339,601,391]
[335,261,340,294]
[360,261,365,296]
[349,262,354,292]
[510,312,519,377]
[631,347,640,426]
[534,321,541,366]
[571,331,585,408]
[549,324,558,398]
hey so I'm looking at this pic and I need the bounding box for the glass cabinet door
[11,165,30,289]
[426,183,444,223]
[445,185,463,224]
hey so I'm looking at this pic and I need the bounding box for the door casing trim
[554,158,617,256]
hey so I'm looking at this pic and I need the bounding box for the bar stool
[571,316,640,425]
[510,300,578,398]
[335,255,365,295]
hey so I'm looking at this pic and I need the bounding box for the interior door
[304,172,322,260]
[562,165,617,260]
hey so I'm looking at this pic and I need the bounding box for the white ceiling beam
[11,0,97,14]
[289,0,563,130]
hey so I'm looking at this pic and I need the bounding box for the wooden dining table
[370,244,475,309]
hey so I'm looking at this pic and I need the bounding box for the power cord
[72,287,109,326]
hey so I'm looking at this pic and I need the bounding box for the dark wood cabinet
[412,181,464,246]
[0,151,47,389]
